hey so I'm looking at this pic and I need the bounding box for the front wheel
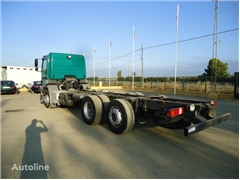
[43,91,50,108]
[106,99,135,134]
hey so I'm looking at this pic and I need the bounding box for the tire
[43,91,50,108]
[81,95,103,125]
[106,99,135,134]
[97,95,110,123]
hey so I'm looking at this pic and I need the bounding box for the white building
[1,65,41,88]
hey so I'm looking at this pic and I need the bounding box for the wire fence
[86,28,238,80]
[88,76,237,94]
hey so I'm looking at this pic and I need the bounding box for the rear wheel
[97,95,110,123]
[106,99,135,134]
[81,95,103,125]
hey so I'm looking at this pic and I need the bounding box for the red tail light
[33,85,38,88]
[210,101,216,106]
[167,107,184,117]
[12,85,16,89]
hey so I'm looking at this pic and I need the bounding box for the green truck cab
[35,52,90,108]
[36,52,86,81]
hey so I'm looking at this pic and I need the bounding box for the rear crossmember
[184,113,232,136]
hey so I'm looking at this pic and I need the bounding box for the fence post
[182,77,184,91]
[165,77,167,90]
[129,77,131,87]
[234,72,239,99]
[205,76,207,92]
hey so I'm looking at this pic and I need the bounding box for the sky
[1,0,239,78]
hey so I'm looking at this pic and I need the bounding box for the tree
[117,77,124,81]
[203,58,230,77]
[117,70,122,77]
[132,72,136,77]
[87,76,98,81]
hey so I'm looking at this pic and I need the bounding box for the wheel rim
[108,106,123,128]
[83,101,93,119]
[44,94,50,106]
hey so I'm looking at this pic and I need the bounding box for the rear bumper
[1,89,17,94]
[32,87,41,93]
[184,113,232,136]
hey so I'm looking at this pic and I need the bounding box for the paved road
[1,92,239,178]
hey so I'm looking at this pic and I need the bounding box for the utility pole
[132,26,135,91]
[109,38,111,87]
[208,0,220,100]
[141,44,144,88]
[174,5,180,95]
[214,0,219,92]
[128,66,131,86]
[93,46,96,87]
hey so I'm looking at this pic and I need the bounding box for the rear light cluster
[12,86,16,89]
[210,101,216,106]
[167,107,184,117]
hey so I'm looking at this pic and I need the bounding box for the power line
[144,28,238,50]
[87,28,238,67]
[93,59,142,73]
[87,51,140,67]
[111,50,140,61]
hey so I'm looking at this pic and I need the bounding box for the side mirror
[35,67,38,71]
[34,59,38,67]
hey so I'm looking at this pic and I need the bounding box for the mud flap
[47,85,59,108]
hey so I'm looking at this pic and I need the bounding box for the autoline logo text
[11,163,49,171]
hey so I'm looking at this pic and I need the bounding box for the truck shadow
[65,104,170,133]
[20,119,49,179]
[63,105,238,178]
[65,105,112,132]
